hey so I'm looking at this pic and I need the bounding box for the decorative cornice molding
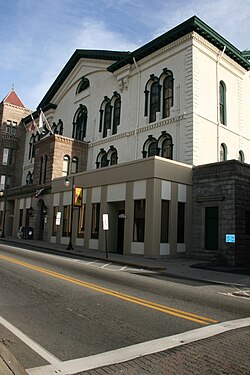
[89,114,185,147]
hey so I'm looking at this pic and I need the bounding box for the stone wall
[192,160,250,265]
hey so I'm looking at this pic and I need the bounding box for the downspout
[216,46,226,161]
[133,57,141,160]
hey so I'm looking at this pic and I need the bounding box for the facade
[1,16,250,264]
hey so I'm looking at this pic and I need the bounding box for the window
[149,82,160,123]
[62,205,71,237]
[91,203,100,239]
[52,206,59,236]
[163,72,173,118]
[62,155,70,176]
[103,101,112,138]
[76,77,89,94]
[177,202,185,243]
[2,148,13,165]
[109,148,118,166]
[78,204,86,238]
[72,157,78,174]
[145,70,174,123]
[29,135,36,159]
[26,171,33,185]
[99,93,121,138]
[148,140,158,156]
[72,105,88,141]
[0,175,6,190]
[220,143,227,161]
[113,96,121,134]
[161,200,169,243]
[161,134,173,159]
[219,81,226,125]
[19,209,23,229]
[133,200,146,242]
[101,153,108,168]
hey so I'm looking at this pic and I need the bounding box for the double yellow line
[0,255,218,325]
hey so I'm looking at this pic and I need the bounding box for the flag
[35,188,45,198]
[39,109,53,134]
[27,114,40,134]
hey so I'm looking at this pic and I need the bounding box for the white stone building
[2,16,250,263]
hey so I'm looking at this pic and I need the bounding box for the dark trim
[108,16,250,72]
[38,50,129,109]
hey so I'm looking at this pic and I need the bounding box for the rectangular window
[133,199,146,242]
[177,202,185,243]
[246,211,250,235]
[78,204,86,238]
[0,175,6,190]
[62,205,71,237]
[205,206,218,250]
[52,206,59,236]
[2,148,13,165]
[161,200,169,243]
[25,209,30,227]
[0,211,3,234]
[91,203,100,239]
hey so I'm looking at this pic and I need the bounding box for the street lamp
[64,175,75,250]
[0,189,7,238]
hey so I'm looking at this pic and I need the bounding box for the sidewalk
[1,237,250,287]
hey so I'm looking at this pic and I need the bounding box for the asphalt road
[0,243,249,374]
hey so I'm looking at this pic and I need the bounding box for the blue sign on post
[226,234,235,243]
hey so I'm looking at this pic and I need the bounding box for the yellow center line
[0,255,218,325]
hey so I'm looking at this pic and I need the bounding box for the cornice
[89,114,185,148]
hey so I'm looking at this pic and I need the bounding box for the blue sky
[1,0,249,110]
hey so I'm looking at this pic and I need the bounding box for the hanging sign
[74,187,83,207]
[56,211,61,226]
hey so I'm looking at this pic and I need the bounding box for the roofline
[37,50,130,109]
[108,16,250,72]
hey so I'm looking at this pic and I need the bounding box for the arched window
[113,96,121,135]
[148,140,158,156]
[220,143,227,161]
[76,77,89,94]
[161,134,173,159]
[219,81,226,125]
[63,155,70,176]
[72,105,88,141]
[142,136,158,158]
[29,135,35,159]
[239,150,245,162]
[72,157,78,174]
[103,101,112,138]
[101,153,108,168]
[108,146,118,166]
[26,171,33,185]
[162,72,173,118]
[149,82,160,123]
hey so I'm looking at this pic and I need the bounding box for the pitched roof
[108,15,250,72]
[2,90,25,108]
[38,50,130,109]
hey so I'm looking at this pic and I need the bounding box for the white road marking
[101,262,112,268]
[26,317,250,375]
[0,316,61,366]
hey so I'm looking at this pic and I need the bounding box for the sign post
[103,214,109,259]
[226,234,236,266]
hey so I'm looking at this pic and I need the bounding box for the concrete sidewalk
[1,237,250,288]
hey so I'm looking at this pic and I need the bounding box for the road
[0,242,249,374]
